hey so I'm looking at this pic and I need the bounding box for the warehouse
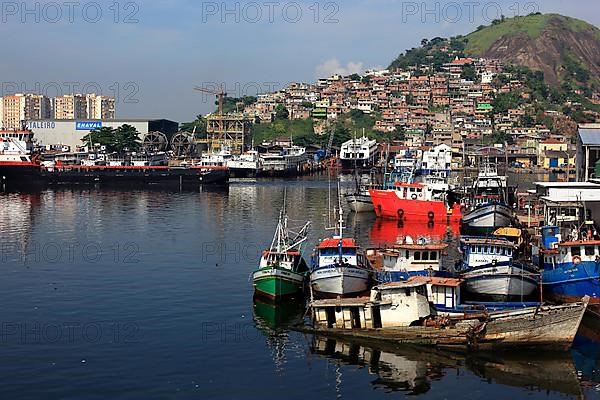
[26,119,179,151]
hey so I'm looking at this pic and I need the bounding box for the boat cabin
[259,249,301,269]
[541,240,600,269]
[311,281,431,329]
[407,276,462,313]
[313,237,366,268]
[381,242,447,273]
[386,182,436,201]
[459,237,515,269]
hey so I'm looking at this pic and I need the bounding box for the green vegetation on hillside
[250,109,391,148]
[465,13,555,54]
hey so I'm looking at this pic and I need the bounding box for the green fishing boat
[252,207,310,300]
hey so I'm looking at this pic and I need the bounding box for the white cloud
[315,59,364,78]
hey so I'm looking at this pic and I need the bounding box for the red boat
[370,218,460,247]
[369,182,462,223]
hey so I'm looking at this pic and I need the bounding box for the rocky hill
[464,14,600,88]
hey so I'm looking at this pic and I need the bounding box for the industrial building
[576,125,600,181]
[26,119,179,151]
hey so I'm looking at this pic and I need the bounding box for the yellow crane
[194,86,227,115]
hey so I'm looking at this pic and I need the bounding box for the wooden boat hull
[302,300,588,351]
[252,267,306,299]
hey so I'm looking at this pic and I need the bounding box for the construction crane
[194,86,227,115]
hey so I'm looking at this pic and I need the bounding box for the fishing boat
[368,237,449,283]
[461,163,516,234]
[533,224,600,304]
[456,237,539,300]
[305,280,589,351]
[369,179,462,223]
[310,190,373,298]
[252,207,310,300]
[344,168,375,213]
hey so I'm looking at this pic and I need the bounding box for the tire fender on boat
[573,255,582,265]
[397,209,404,219]
[428,211,435,221]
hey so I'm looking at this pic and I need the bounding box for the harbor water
[1,176,600,399]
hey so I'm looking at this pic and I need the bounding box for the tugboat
[252,205,311,300]
[310,188,373,298]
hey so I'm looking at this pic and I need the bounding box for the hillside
[464,14,600,88]
[389,13,600,90]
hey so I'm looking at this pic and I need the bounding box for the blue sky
[2,0,599,122]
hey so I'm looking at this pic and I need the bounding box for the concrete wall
[26,120,152,150]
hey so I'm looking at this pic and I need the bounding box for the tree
[181,115,207,138]
[275,104,289,120]
[349,73,361,81]
[113,124,141,153]
[461,66,477,82]
[81,127,116,150]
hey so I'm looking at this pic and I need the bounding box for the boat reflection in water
[310,336,586,397]
[369,217,460,248]
[252,296,305,373]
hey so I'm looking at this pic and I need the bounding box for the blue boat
[533,225,600,304]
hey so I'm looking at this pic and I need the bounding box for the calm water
[1,176,600,399]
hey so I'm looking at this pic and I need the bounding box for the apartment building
[1,93,52,129]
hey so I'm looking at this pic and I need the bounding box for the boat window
[405,288,411,296]
[470,245,475,253]
[585,246,595,256]
[430,252,437,261]
[406,250,410,259]
[422,252,429,261]
[414,252,421,261]
[477,246,482,253]
[508,249,512,256]
[572,247,581,257]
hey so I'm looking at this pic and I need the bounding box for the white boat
[261,145,308,176]
[461,202,515,234]
[227,150,262,178]
[462,163,515,234]
[456,237,539,300]
[344,191,373,213]
[340,136,379,171]
[310,190,372,298]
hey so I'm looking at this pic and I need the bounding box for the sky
[2,0,599,123]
